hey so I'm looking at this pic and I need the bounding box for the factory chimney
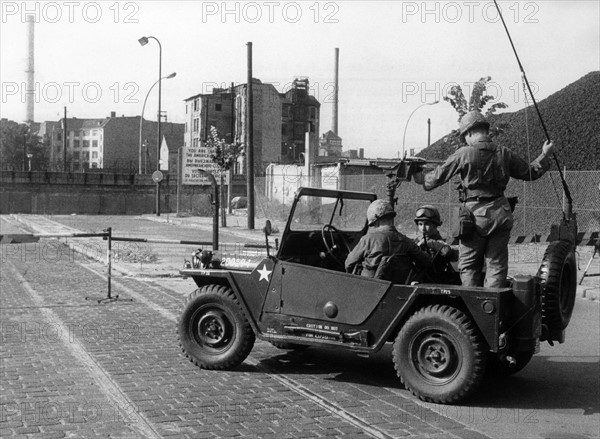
[25,14,35,124]
[332,48,339,135]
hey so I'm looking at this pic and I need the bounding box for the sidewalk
[141,211,286,243]
[4,213,599,299]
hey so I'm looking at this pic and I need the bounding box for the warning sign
[182,144,224,185]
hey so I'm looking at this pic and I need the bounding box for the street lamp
[401,100,439,158]
[139,72,176,174]
[139,35,165,216]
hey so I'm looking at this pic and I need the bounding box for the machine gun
[379,157,442,208]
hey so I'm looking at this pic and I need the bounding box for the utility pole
[228,81,235,214]
[246,42,255,229]
[63,106,67,171]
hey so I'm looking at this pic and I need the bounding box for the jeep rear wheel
[179,285,255,370]
[393,305,486,404]
[537,240,577,330]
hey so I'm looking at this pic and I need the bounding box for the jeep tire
[393,305,486,404]
[537,240,577,330]
[179,285,255,370]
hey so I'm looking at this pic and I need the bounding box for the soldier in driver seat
[345,200,432,283]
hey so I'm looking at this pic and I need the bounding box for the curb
[140,215,274,243]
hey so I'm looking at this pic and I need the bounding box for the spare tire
[537,240,577,330]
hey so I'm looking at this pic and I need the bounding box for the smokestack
[25,15,35,124]
[332,48,339,135]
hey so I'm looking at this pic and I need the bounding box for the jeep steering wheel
[321,224,352,268]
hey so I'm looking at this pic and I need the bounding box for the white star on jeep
[257,264,272,282]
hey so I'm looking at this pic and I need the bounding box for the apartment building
[184,78,320,175]
[42,112,183,172]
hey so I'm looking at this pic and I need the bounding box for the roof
[321,130,341,140]
[58,117,108,130]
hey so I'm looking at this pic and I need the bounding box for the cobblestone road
[1,236,493,439]
[2,215,598,438]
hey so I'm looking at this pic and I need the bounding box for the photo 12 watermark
[399,403,539,425]
[2,81,140,106]
[401,80,540,106]
[0,400,140,425]
[200,1,340,24]
[1,1,140,24]
[1,320,141,344]
[1,241,153,265]
[400,1,540,24]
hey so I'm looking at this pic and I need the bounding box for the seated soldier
[413,205,458,261]
[413,205,461,284]
[345,199,432,283]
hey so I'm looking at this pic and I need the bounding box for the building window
[83,151,89,160]
[193,118,199,133]
[56,131,62,141]
[83,140,90,148]
[73,139,80,148]
[73,151,80,160]
[215,103,222,111]
[193,99,199,112]
[309,107,316,119]
[91,163,98,169]
[92,151,98,159]
[92,130,98,136]
[192,138,198,148]
[82,130,89,137]
[185,122,188,133]
[92,140,98,148]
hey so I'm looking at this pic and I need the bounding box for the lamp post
[138,72,176,175]
[139,35,166,216]
[401,100,439,157]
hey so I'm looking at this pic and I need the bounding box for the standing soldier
[413,111,555,288]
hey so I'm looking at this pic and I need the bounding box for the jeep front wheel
[179,285,255,370]
[393,305,486,404]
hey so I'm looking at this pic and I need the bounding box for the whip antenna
[492,0,573,217]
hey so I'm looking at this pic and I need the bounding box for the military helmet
[459,110,490,136]
[367,199,396,225]
[414,205,442,226]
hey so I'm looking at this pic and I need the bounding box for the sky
[1,1,598,159]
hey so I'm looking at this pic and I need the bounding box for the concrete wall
[0,171,246,215]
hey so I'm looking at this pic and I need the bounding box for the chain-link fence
[251,170,600,239]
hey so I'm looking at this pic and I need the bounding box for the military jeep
[178,187,577,404]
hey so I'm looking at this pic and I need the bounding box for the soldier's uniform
[345,200,431,284]
[345,225,431,282]
[422,111,552,288]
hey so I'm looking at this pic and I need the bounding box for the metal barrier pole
[85,227,132,304]
[107,227,112,299]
